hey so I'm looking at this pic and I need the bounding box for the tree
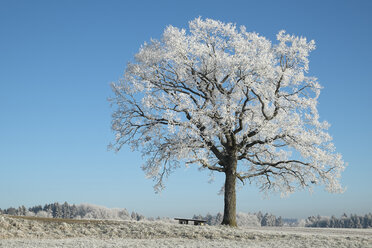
[17,206,26,216]
[276,216,283,227]
[29,205,43,214]
[256,211,263,224]
[261,213,276,226]
[70,204,78,218]
[330,215,337,227]
[6,207,17,215]
[110,18,345,226]
[62,202,71,219]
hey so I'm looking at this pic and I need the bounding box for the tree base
[221,220,237,227]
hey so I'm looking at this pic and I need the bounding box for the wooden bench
[174,218,207,226]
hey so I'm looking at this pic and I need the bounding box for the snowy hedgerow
[76,204,130,220]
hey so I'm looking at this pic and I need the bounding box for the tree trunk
[221,158,237,227]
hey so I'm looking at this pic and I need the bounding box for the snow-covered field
[1,215,371,248]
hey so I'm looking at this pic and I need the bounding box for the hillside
[1,214,372,248]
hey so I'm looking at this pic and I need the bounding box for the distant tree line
[0,202,140,221]
[1,202,84,219]
[305,213,372,228]
[193,211,283,227]
[1,203,371,228]
[1,204,281,227]
[256,211,283,227]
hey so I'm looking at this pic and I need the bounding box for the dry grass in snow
[1,214,371,247]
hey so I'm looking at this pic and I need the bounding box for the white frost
[1,215,371,248]
[110,17,346,196]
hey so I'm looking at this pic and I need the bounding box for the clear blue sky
[0,0,371,219]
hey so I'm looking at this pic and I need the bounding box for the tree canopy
[110,18,345,226]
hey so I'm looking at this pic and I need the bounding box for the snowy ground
[1,215,371,248]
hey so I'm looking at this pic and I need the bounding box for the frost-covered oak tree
[110,18,345,226]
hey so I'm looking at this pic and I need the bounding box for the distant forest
[305,214,372,228]
[0,202,141,221]
[1,202,371,228]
